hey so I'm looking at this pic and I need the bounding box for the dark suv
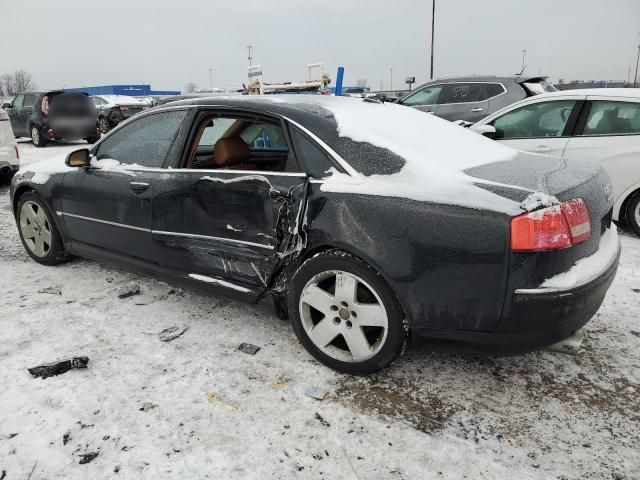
[396,75,557,123]
[2,91,100,147]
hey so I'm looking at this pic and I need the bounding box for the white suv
[0,107,19,185]
[470,88,640,234]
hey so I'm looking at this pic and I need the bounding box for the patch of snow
[520,192,559,212]
[17,154,75,184]
[226,224,242,232]
[188,273,251,293]
[200,175,272,186]
[540,226,620,289]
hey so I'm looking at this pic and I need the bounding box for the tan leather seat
[213,136,251,169]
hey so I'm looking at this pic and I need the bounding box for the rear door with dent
[151,108,309,299]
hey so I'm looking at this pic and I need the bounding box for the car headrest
[213,136,250,168]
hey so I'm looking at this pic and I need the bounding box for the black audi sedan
[10,96,620,374]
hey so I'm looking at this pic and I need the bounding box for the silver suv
[397,75,557,123]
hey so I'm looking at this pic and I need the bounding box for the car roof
[424,75,549,84]
[524,88,640,99]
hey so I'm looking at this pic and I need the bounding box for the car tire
[16,192,68,265]
[625,193,640,236]
[288,250,409,375]
[98,117,110,134]
[30,125,48,148]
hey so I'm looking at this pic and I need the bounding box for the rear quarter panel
[304,185,510,333]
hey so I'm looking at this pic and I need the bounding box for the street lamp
[247,45,253,67]
[429,0,435,79]
[520,49,527,75]
[390,68,393,90]
[634,35,640,88]
[208,68,213,89]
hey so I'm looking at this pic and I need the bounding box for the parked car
[91,95,147,133]
[11,96,619,374]
[2,91,100,147]
[0,107,19,184]
[397,75,557,123]
[469,88,640,235]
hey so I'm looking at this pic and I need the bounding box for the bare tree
[0,70,37,95]
[183,82,198,94]
[356,78,368,88]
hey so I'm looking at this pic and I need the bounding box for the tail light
[511,198,591,251]
[15,146,20,159]
[41,96,49,116]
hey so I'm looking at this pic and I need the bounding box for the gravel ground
[0,141,638,479]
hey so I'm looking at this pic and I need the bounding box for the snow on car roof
[527,88,640,99]
[96,95,144,104]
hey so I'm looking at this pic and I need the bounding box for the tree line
[0,70,37,96]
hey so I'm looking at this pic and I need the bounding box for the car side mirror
[66,148,91,168]
[470,124,498,139]
[2,102,12,109]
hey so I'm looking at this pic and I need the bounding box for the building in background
[64,84,180,96]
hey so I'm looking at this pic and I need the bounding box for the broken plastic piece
[305,387,327,401]
[117,283,140,298]
[238,343,260,355]
[159,326,188,342]
[28,357,89,379]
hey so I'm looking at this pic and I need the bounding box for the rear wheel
[626,193,640,236]
[289,250,408,375]
[31,125,48,147]
[16,192,68,265]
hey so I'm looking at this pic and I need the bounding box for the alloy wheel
[99,118,110,134]
[19,200,52,258]
[31,127,40,145]
[299,270,389,363]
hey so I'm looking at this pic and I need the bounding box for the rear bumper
[413,238,620,353]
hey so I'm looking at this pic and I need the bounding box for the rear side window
[492,100,576,139]
[581,101,640,136]
[441,83,487,104]
[291,127,335,178]
[485,83,506,99]
[95,110,188,167]
[23,94,37,108]
[401,85,443,106]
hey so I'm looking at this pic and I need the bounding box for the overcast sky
[1,0,639,91]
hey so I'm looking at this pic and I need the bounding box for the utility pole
[247,45,253,67]
[390,68,393,90]
[429,0,435,79]
[634,38,640,88]
[208,69,213,89]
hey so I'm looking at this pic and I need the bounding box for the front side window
[401,85,443,106]
[492,100,576,139]
[441,83,487,104]
[12,94,24,108]
[94,110,188,167]
[581,101,640,136]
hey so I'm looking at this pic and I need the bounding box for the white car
[90,95,147,133]
[470,88,640,234]
[0,107,19,185]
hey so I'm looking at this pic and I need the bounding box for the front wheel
[626,193,640,236]
[289,250,408,375]
[31,126,48,147]
[16,192,68,265]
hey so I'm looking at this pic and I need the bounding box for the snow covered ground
[0,140,638,479]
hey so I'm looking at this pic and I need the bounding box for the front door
[60,109,190,265]
[398,84,443,115]
[151,109,309,298]
[7,94,29,137]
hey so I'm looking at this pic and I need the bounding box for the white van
[0,107,19,184]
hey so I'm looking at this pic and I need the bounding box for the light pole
[429,0,435,79]
[208,69,213,89]
[520,49,527,75]
[634,39,640,88]
[247,45,253,67]
[390,68,393,90]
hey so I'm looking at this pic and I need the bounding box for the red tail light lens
[511,198,591,251]
[15,146,20,159]
[41,96,49,116]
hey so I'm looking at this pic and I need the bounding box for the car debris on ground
[117,283,140,299]
[27,357,89,379]
[158,325,188,342]
[305,387,327,401]
[238,343,261,355]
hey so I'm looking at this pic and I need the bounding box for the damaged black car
[10,96,620,374]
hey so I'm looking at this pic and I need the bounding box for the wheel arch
[615,184,640,222]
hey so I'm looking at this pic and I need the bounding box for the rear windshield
[523,80,557,96]
[50,93,94,116]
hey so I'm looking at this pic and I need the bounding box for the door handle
[470,108,483,112]
[130,181,149,192]
[532,145,552,153]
